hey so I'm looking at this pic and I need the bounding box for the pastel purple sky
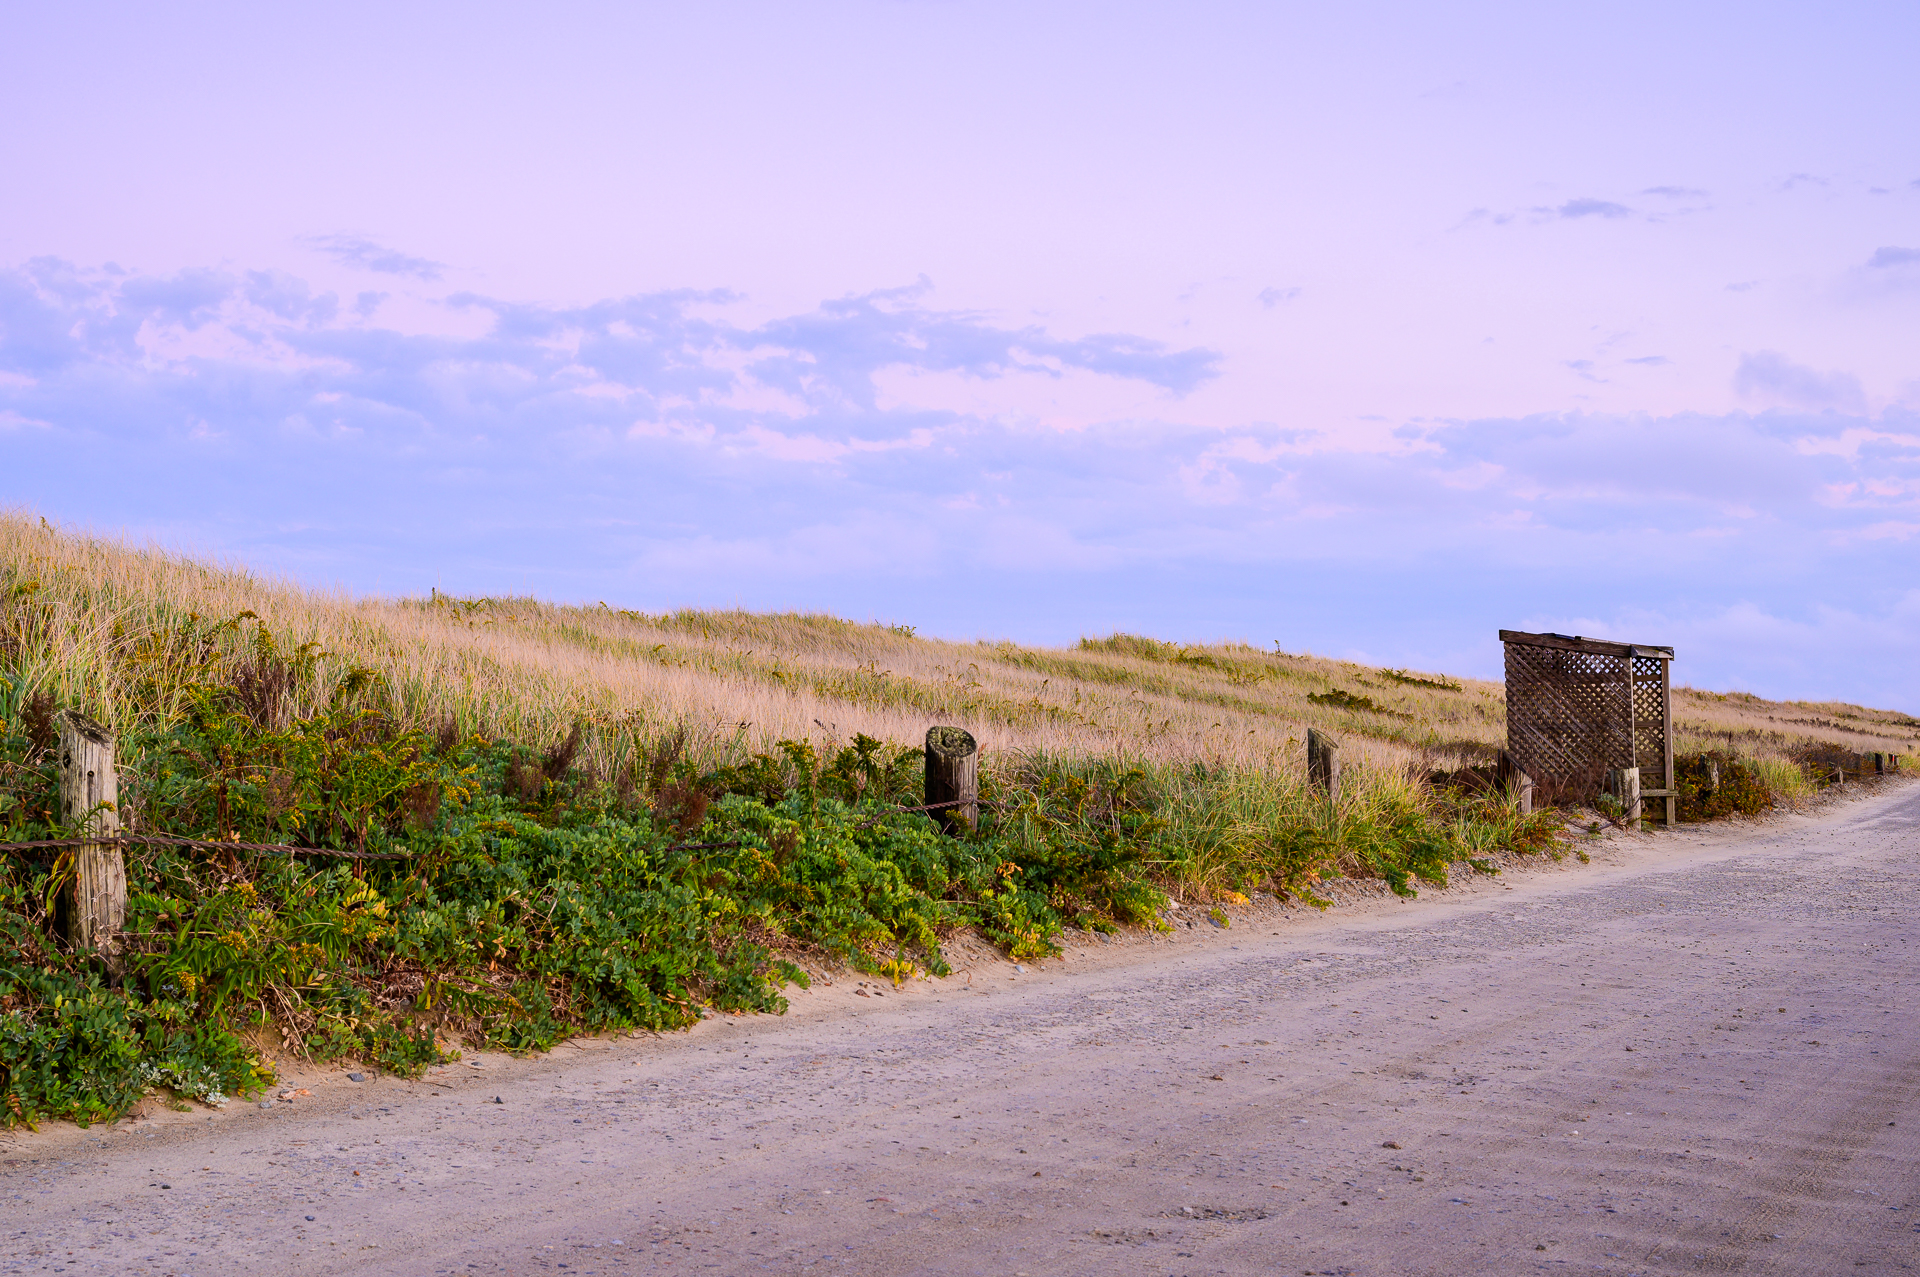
[4,2,1918,707]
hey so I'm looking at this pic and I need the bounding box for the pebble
[348,1073,366,1082]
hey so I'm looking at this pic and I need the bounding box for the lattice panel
[1505,644,1629,790]
[1631,654,1666,775]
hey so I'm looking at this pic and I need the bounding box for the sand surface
[7,781,1919,1276]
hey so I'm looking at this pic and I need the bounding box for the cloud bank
[3,258,1916,709]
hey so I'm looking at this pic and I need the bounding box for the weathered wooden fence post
[925,726,978,836]
[1497,750,1533,815]
[1609,765,1642,831]
[1307,728,1341,807]
[57,710,125,959]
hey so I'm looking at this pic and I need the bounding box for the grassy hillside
[5,513,1908,784]
[1,512,1913,1128]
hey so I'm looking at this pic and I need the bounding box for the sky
[3,2,1918,708]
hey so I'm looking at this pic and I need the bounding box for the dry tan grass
[4,512,1914,777]
[1672,686,1920,757]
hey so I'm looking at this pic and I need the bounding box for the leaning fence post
[1307,728,1341,809]
[57,710,125,960]
[924,726,978,836]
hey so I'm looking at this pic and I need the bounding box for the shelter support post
[1497,750,1533,815]
[1662,658,1675,827]
[1609,766,1642,832]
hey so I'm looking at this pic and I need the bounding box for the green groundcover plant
[0,619,1572,1129]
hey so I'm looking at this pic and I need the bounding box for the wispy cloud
[1556,198,1632,219]
[736,286,1220,409]
[1868,246,1920,268]
[1734,350,1867,414]
[306,234,447,281]
[117,268,234,329]
[245,270,338,325]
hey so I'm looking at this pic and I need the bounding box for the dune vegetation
[2,511,1913,1127]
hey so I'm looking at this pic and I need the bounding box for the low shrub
[1674,751,1774,820]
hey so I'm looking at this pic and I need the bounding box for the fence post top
[926,725,977,757]
[55,708,113,746]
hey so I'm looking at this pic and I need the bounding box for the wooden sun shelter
[1501,630,1676,825]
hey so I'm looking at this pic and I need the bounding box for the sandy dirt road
[7,782,1919,1277]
